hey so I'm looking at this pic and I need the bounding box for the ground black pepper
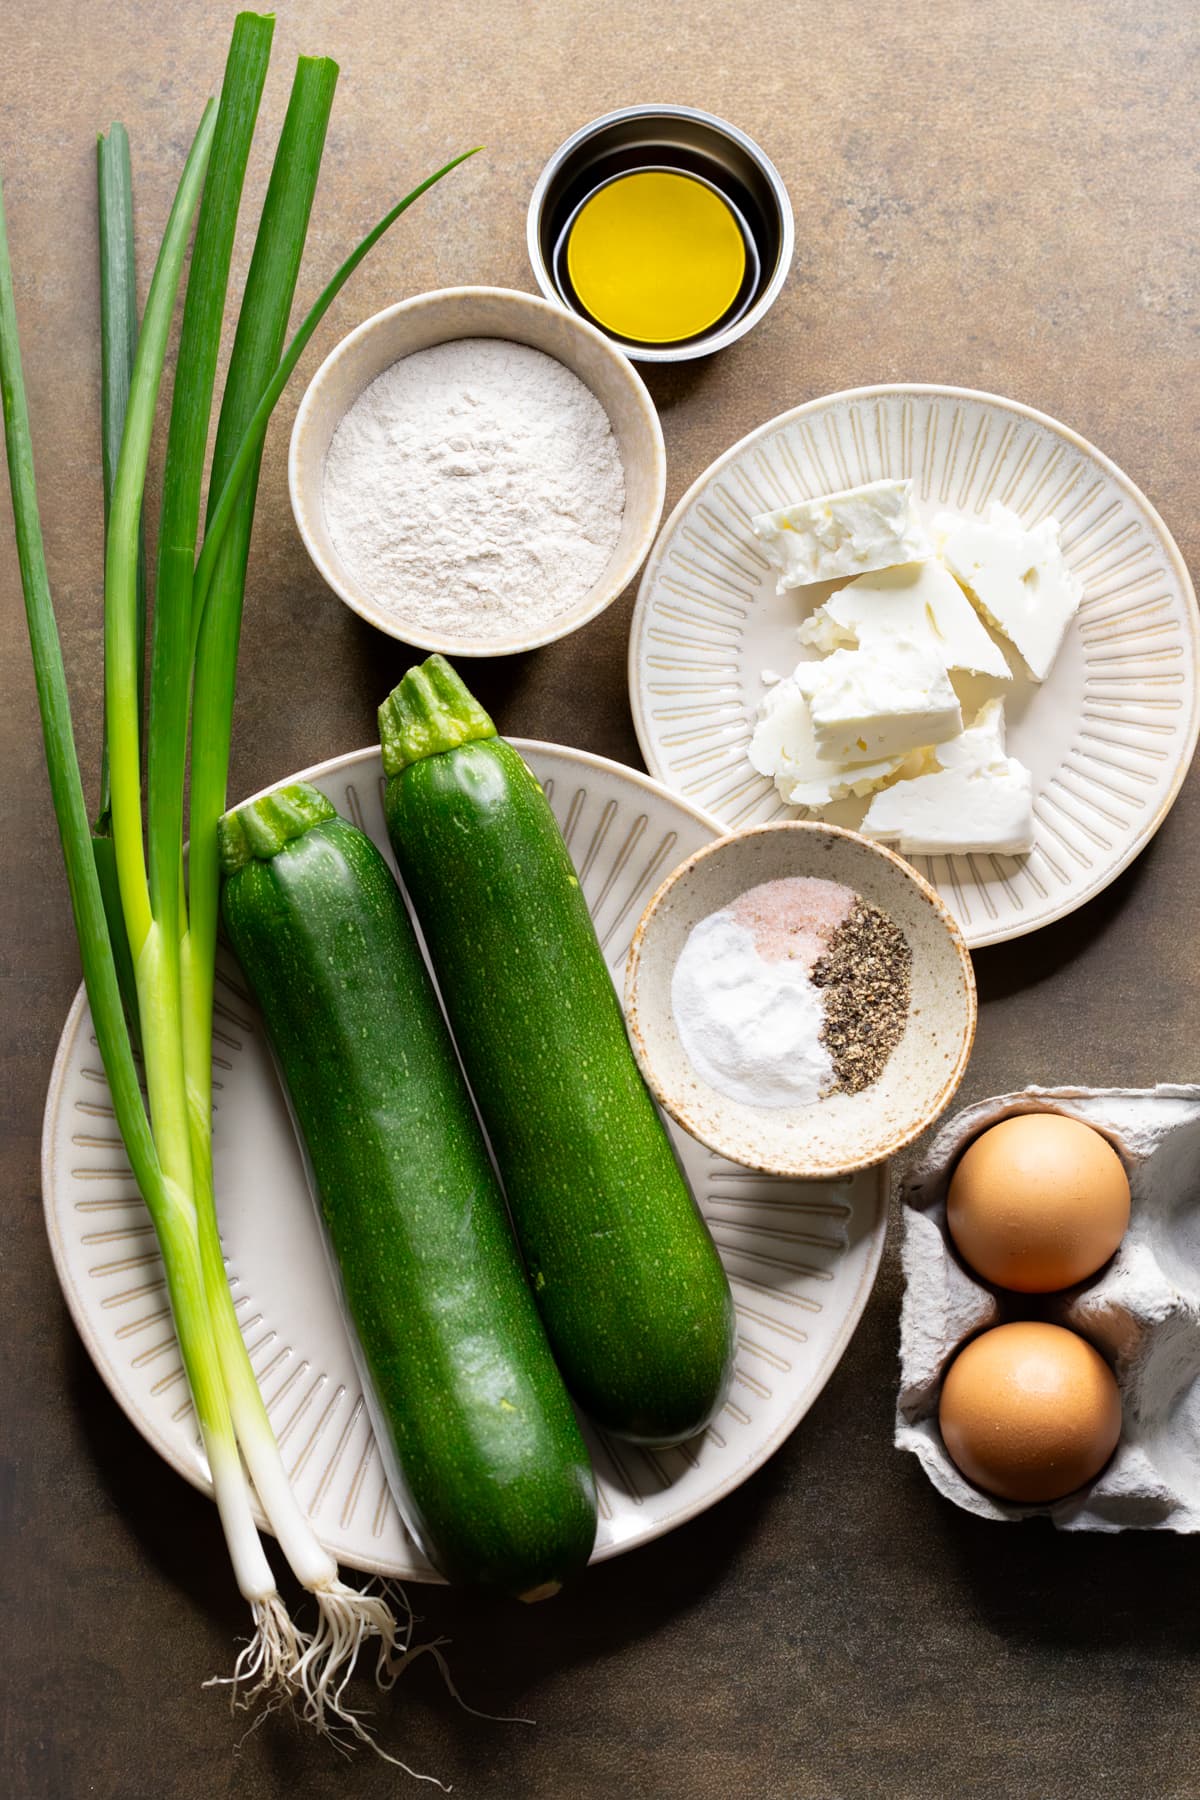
[811,897,911,1093]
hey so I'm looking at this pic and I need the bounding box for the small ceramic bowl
[288,286,666,657]
[625,823,977,1179]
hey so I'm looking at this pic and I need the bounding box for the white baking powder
[671,879,859,1110]
[322,338,626,639]
[671,912,835,1110]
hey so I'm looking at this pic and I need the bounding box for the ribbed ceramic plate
[630,385,1200,947]
[42,741,887,1581]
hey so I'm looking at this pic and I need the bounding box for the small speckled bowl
[625,823,977,1179]
[288,286,666,657]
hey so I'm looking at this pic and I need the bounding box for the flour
[322,338,626,639]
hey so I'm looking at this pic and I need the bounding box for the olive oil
[549,151,764,353]
[564,169,748,347]
[531,106,792,361]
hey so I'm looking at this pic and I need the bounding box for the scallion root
[296,1577,400,1726]
[279,1577,446,1784]
[205,1590,306,1713]
[384,1630,534,1726]
[202,1575,530,1782]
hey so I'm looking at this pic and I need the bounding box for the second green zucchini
[378,658,735,1446]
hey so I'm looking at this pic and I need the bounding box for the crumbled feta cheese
[797,639,963,765]
[934,503,1081,682]
[748,672,921,809]
[861,699,1035,855]
[798,558,1011,681]
[753,478,931,592]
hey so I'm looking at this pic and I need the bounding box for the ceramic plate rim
[629,381,1200,948]
[41,738,889,1577]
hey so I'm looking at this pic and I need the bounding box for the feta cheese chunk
[749,674,919,809]
[753,478,931,593]
[934,503,1081,682]
[798,558,1011,681]
[861,699,1035,855]
[798,639,963,765]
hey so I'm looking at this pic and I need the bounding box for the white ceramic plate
[630,385,1200,947]
[42,742,887,1580]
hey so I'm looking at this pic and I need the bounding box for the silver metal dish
[527,104,794,364]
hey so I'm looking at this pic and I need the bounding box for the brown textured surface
[3,1,1200,1795]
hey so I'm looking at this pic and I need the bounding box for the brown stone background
[3,0,1200,1795]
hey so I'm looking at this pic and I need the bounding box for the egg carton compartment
[896,1084,1200,1532]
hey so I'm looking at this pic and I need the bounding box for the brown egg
[938,1321,1122,1503]
[947,1112,1130,1293]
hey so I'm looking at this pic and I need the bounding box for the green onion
[93,91,293,1648]
[106,18,306,1697]
[3,7,478,1746]
[182,52,410,1732]
[0,173,158,1270]
[0,130,289,1671]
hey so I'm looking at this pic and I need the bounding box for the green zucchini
[218,782,596,1599]
[378,658,735,1446]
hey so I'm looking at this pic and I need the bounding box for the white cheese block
[797,558,1011,681]
[934,502,1082,681]
[753,478,931,593]
[748,674,921,809]
[797,639,963,764]
[861,698,1035,855]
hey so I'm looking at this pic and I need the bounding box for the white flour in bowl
[322,337,626,640]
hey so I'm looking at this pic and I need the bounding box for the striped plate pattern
[630,386,1200,947]
[41,742,887,1580]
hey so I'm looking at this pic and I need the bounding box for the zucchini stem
[378,653,497,775]
[217,783,337,870]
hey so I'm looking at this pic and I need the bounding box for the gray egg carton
[895,1085,1200,1531]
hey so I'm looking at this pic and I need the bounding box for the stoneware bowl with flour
[624,822,977,1180]
[288,286,666,656]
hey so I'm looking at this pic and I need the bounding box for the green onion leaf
[185,51,338,1168]
[0,172,158,1210]
[191,147,480,628]
[94,122,144,1049]
[147,11,273,938]
[97,121,145,812]
[104,99,218,964]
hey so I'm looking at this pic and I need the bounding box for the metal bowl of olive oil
[527,104,794,364]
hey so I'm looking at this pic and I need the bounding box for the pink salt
[729,877,856,969]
